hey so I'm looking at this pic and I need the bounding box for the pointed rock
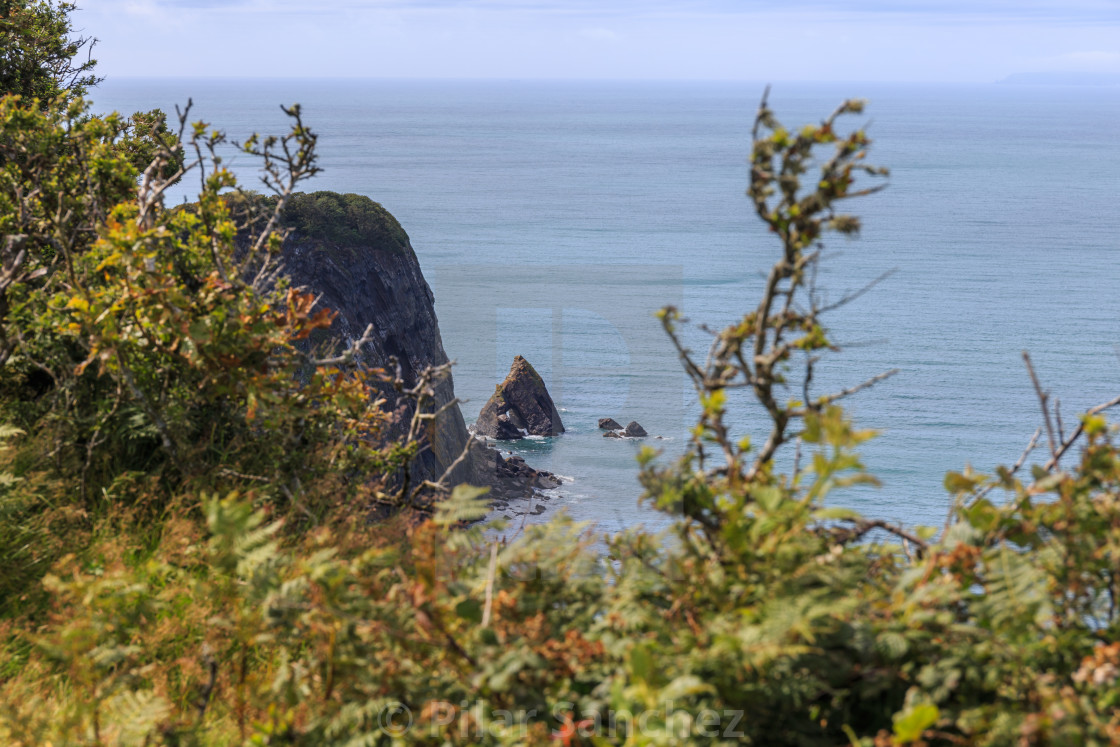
[598,417,623,430]
[475,355,565,439]
[623,421,647,438]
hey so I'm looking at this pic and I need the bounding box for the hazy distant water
[94,79,1120,535]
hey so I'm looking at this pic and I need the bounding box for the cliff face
[276,192,471,486]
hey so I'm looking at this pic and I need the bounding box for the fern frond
[433,484,491,527]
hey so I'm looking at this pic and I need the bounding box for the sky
[77,1,1120,83]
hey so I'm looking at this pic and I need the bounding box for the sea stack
[623,421,648,438]
[475,355,565,439]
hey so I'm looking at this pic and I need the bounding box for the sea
[92,79,1120,538]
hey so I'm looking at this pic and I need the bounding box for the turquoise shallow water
[94,79,1120,536]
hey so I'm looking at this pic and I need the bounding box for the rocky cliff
[276,192,472,486]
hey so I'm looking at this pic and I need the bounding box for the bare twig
[307,323,376,367]
[136,102,191,232]
[827,518,928,557]
[117,359,181,469]
[818,267,898,314]
[0,234,29,366]
[791,435,803,482]
[238,104,322,292]
[802,355,819,413]
[432,430,475,490]
[965,428,1042,511]
[194,651,218,722]
[217,468,270,483]
[808,368,900,411]
[1054,396,1065,446]
[1023,351,1057,458]
[481,542,499,627]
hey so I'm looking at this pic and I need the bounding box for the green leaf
[1082,413,1107,436]
[660,675,714,700]
[944,471,980,494]
[188,319,211,343]
[893,703,939,743]
[915,525,939,541]
[964,498,997,532]
[813,506,863,521]
[455,598,482,624]
[876,631,910,660]
[755,486,785,513]
[629,642,657,687]
[0,425,24,441]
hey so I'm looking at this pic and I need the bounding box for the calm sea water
[93,79,1120,536]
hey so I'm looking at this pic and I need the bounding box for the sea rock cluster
[600,418,648,438]
[471,444,562,508]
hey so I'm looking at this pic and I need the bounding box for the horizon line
[98,75,1019,86]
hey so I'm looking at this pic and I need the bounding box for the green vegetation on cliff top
[282,191,410,251]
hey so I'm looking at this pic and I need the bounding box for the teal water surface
[93,79,1120,536]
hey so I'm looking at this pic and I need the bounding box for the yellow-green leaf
[893,703,938,743]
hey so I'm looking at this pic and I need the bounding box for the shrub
[2,5,1120,745]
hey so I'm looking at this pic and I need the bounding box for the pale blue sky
[79,0,1120,82]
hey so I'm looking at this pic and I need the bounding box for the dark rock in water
[475,355,564,439]
[624,421,648,438]
[492,414,524,441]
[470,441,561,503]
[601,418,647,438]
[537,473,562,489]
